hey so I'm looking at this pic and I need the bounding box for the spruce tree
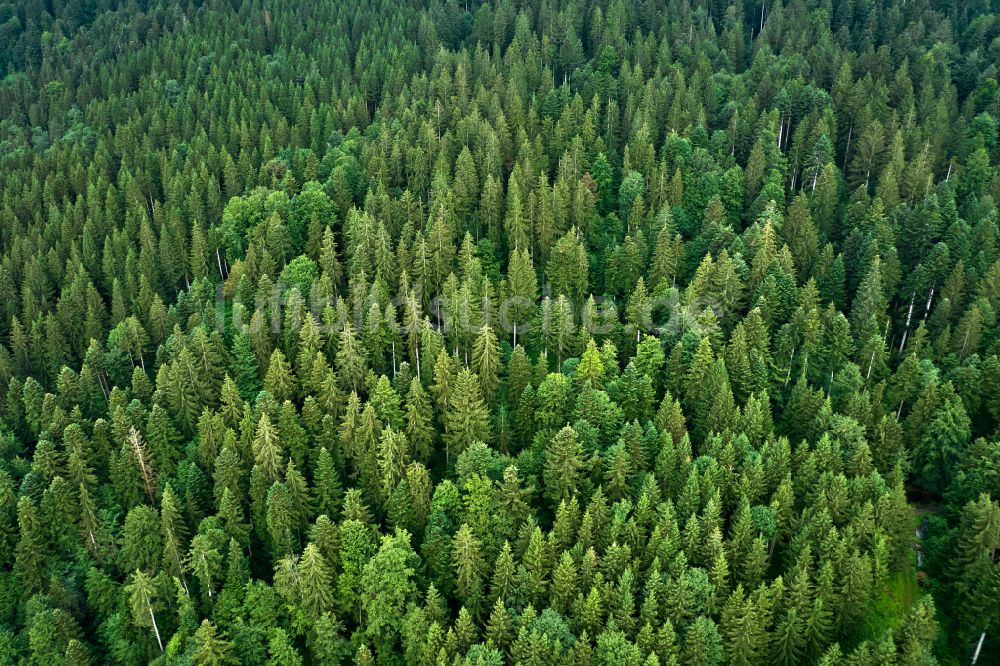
[544,425,584,505]
[299,542,335,619]
[126,569,165,652]
[443,369,490,465]
[472,324,501,404]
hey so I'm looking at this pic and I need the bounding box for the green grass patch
[858,511,930,645]
[860,564,924,642]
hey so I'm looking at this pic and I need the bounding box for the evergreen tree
[299,542,335,619]
[361,530,418,655]
[544,425,584,505]
[452,523,486,615]
[192,620,234,665]
[126,569,165,652]
[472,324,501,404]
[263,349,296,403]
[0,2,996,661]
[444,369,490,465]
[337,322,368,393]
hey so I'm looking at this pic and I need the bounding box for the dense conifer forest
[1,0,999,663]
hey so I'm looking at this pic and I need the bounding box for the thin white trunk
[149,604,163,652]
[866,318,890,382]
[923,285,935,322]
[899,293,915,355]
[972,631,986,664]
[843,124,853,170]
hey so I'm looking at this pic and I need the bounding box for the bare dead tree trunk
[843,124,853,170]
[148,602,163,652]
[973,632,986,664]
[128,428,157,503]
[922,285,935,323]
[898,292,915,356]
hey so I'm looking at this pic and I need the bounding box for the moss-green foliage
[0,0,998,663]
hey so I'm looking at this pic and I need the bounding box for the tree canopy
[0,0,999,663]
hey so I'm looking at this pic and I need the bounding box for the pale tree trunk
[923,285,935,322]
[216,248,226,279]
[972,631,986,664]
[148,603,163,652]
[898,293,915,356]
[842,124,853,170]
